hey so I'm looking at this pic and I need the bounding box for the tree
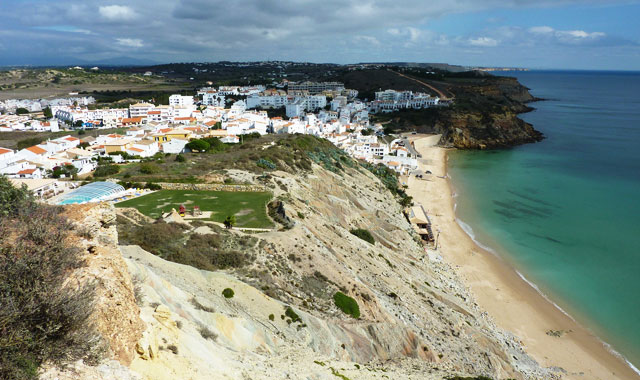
[0,175,34,217]
[43,106,53,119]
[223,215,236,229]
[15,108,29,115]
[399,195,413,208]
[185,139,210,153]
[74,120,84,128]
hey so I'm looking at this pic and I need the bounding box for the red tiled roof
[128,147,144,152]
[18,168,37,175]
[26,146,47,155]
[0,148,12,155]
[65,137,79,141]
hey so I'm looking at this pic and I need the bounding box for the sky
[0,0,639,69]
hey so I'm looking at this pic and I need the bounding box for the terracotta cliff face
[64,203,146,365]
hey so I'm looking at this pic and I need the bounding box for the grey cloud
[0,0,638,68]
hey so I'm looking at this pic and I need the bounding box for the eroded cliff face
[437,76,543,149]
[381,76,545,149]
[437,111,543,149]
[40,204,145,380]
[43,163,555,379]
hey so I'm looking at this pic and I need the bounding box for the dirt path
[390,70,453,100]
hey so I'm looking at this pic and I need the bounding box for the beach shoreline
[405,134,640,380]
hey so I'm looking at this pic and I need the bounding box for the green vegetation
[115,190,273,228]
[333,292,360,319]
[361,163,412,207]
[222,288,235,299]
[285,306,302,323]
[268,314,275,321]
[350,228,375,245]
[117,220,248,271]
[256,158,276,170]
[223,215,236,229]
[330,367,352,380]
[0,176,102,379]
[93,164,120,177]
[175,154,186,162]
[43,106,53,119]
[186,139,210,152]
[15,107,29,115]
[51,164,78,179]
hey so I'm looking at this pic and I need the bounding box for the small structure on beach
[407,205,434,243]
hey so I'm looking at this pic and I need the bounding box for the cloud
[116,38,144,48]
[354,35,381,46]
[468,37,498,47]
[527,25,609,45]
[35,26,92,35]
[529,26,555,34]
[0,0,637,68]
[99,5,137,21]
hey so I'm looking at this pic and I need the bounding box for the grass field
[116,190,274,228]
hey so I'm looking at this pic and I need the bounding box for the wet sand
[405,134,639,380]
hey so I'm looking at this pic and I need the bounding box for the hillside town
[0,81,446,186]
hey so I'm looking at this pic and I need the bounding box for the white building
[286,101,304,118]
[161,139,188,154]
[169,95,194,107]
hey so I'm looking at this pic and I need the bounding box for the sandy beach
[405,134,639,380]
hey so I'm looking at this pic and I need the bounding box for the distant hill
[357,62,469,72]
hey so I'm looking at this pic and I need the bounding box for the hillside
[1,149,561,379]
[336,68,544,149]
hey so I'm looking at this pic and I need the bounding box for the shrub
[144,182,162,191]
[0,175,34,217]
[333,292,360,319]
[93,164,120,177]
[223,215,236,229]
[139,163,160,174]
[166,344,179,355]
[190,297,215,313]
[268,314,275,321]
[186,139,210,153]
[198,325,218,341]
[256,158,276,170]
[0,180,102,379]
[222,288,234,298]
[350,229,375,245]
[285,306,301,323]
[175,154,186,162]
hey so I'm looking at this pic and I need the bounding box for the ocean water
[447,70,640,371]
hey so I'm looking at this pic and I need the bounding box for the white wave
[515,270,575,322]
[602,342,640,377]
[455,218,498,255]
[516,269,640,376]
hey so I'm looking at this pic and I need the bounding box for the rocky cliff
[353,69,545,149]
[42,162,556,379]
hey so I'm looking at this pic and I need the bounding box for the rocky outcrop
[379,75,545,149]
[62,203,145,365]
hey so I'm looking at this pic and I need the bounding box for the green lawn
[116,190,274,228]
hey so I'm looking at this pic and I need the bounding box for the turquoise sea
[448,70,640,372]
